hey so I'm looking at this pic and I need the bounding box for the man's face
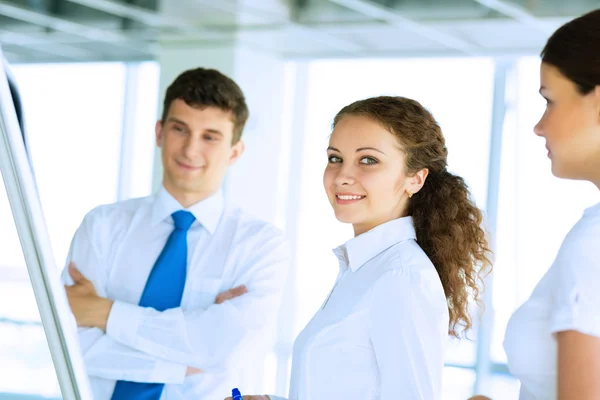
[156,99,244,206]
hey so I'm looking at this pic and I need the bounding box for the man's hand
[186,367,203,376]
[215,285,248,304]
[64,262,113,331]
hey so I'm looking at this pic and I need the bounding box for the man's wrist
[94,297,114,331]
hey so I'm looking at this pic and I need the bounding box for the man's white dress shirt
[271,216,449,400]
[62,187,290,399]
[504,202,600,399]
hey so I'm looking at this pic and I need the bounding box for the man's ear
[229,139,245,165]
[155,120,163,147]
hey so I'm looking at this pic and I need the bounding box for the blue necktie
[110,210,196,400]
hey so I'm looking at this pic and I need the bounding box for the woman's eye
[360,157,378,165]
[328,155,342,163]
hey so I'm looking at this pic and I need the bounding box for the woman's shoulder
[545,203,600,337]
[557,204,600,260]
[376,238,435,274]
[550,203,600,294]
[369,240,444,297]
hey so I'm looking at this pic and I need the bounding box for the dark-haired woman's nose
[533,117,545,137]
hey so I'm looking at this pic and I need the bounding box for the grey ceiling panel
[0,0,595,63]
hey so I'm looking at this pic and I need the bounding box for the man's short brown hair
[161,68,249,144]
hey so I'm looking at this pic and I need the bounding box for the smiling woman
[328,96,492,338]
[279,56,497,399]
[241,95,492,400]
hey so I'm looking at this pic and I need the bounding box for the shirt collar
[584,201,600,216]
[333,217,416,272]
[151,186,224,234]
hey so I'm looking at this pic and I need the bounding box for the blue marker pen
[232,388,244,400]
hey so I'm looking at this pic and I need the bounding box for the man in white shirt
[62,67,290,400]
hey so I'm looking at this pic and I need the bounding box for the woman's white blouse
[272,216,449,400]
[504,202,600,399]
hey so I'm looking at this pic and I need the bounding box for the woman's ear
[407,168,429,195]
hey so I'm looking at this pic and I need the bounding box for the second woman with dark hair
[503,8,600,400]
[225,96,492,400]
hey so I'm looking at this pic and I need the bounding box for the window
[117,62,160,201]
[0,185,59,397]
[12,63,127,264]
[0,62,131,398]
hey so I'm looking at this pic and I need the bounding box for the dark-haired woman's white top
[270,216,449,400]
[504,202,600,399]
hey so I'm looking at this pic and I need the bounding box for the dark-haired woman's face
[534,62,600,181]
[323,115,424,236]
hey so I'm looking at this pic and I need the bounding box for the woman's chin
[550,160,577,180]
[333,211,354,224]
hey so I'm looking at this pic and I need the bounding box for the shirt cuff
[106,300,144,347]
[550,305,600,338]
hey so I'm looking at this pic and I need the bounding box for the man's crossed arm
[64,262,248,378]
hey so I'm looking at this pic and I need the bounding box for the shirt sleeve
[105,230,290,373]
[63,210,187,383]
[368,268,448,400]
[549,215,600,337]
